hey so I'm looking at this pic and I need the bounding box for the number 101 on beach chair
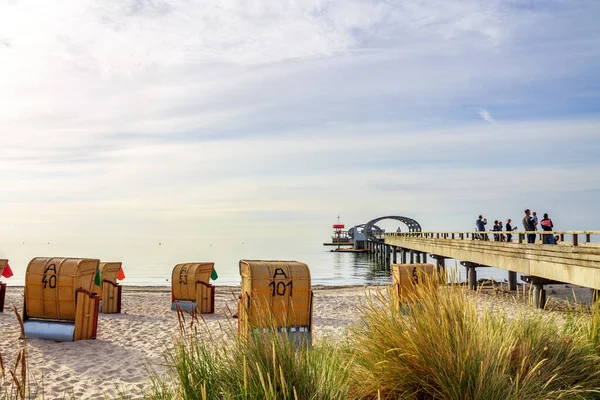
[238,260,313,347]
[22,258,100,341]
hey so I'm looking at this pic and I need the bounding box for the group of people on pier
[475,209,556,244]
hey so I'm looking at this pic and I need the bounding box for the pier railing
[386,231,600,246]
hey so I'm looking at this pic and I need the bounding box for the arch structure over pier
[348,224,383,239]
[364,216,422,243]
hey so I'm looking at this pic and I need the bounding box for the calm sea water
[0,237,513,286]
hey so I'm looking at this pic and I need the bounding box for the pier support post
[392,247,397,264]
[401,249,407,264]
[431,255,446,283]
[533,283,547,309]
[468,266,477,290]
[436,257,445,275]
[409,251,414,264]
[508,271,517,291]
[592,289,599,304]
[460,262,491,290]
[415,252,420,263]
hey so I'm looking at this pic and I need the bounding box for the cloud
[478,109,496,124]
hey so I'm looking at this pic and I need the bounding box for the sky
[1,0,599,246]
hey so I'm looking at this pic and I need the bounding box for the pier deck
[384,231,600,290]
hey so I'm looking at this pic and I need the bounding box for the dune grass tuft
[347,282,600,399]
[0,347,35,400]
[146,307,350,400]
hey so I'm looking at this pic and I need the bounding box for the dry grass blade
[0,349,5,378]
[13,305,25,340]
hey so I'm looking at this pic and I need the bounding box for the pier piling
[468,266,477,290]
[508,271,517,291]
[533,283,547,309]
[431,255,446,281]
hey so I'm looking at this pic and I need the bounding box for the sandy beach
[0,283,594,399]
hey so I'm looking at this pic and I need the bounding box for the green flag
[94,267,101,286]
[210,268,218,281]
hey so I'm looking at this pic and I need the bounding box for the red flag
[117,266,125,281]
[1,263,13,278]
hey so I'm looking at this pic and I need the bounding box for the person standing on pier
[498,221,505,241]
[532,211,540,240]
[506,219,513,242]
[493,220,500,241]
[523,209,536,243]
[540,213,555,244]
[476,215,487,240]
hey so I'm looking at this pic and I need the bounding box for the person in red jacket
[540,213,555,244]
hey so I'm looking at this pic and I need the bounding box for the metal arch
[364,216,422,242]
[348,224,383,239]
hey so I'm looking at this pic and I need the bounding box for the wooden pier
[366,230,600,308]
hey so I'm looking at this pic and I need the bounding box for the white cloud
[478,109,496,124]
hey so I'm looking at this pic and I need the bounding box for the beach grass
[146,307,350,399]
[0,348,32,400]
[0,307,37,400]
[146,282,600,400]
[347,283,600,399]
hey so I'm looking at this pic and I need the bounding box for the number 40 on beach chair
[21,257,100,342]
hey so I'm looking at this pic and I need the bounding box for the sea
[0,236,513,286]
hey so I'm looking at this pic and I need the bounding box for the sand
[0,283,594,399]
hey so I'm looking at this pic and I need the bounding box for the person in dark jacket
[506,219,514,242]
[522,209,536,244]
[493,220,500,241]
[476,215,488,240]
[540,213,555,244]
